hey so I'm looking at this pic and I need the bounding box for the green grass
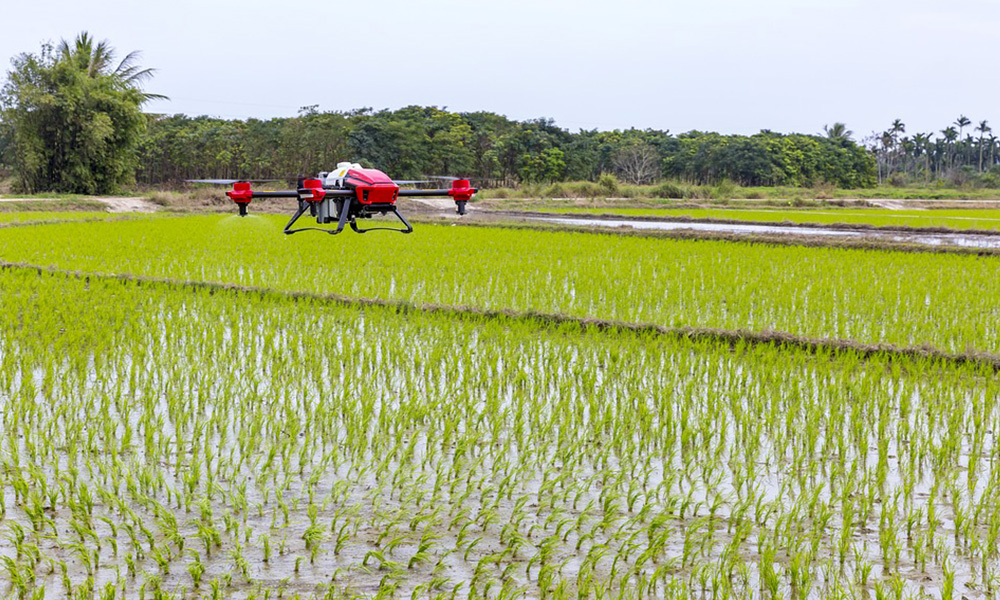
[2,215,1000,355]
[540,207,1000,231]
[480,180,1000,201]
[0,210,114,223]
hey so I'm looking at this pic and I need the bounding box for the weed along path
[1,215,999,599]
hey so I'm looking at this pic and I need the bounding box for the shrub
[542,183,566,198]
[652,181,685,199]
[811,181,836,200]
[519,183,543,198]
[887,173,908,188]
[598,174,620,195]
[565,181,602,198]
[712,179,738,200]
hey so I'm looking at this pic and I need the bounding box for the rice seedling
[0,219,997,598]
[2,216,1000,355]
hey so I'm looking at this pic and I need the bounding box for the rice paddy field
[1,214,999,600]
[0,212,117,225]
[538,207,1000,232]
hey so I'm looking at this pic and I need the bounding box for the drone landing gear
[284,197,413,235]
[350,205,412,234]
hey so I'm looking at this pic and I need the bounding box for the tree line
[135,109,877,189]
[0,33,880,193]
[865,117,1000,185]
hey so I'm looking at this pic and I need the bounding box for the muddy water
[530,216,1000,249]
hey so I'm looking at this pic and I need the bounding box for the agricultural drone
[188,162,477,235]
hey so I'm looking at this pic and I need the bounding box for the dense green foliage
[2,216,999,354]
[134,108,877,188]
[0,34,157,194]
[664,131,875,188]
[869,116,1000,185]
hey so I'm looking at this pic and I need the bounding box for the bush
[711,179,738,200]
[542,183,566,198]
[811,181,836,199]
[598,174,620,195]
[977,167,1000,188]
[887,173,908,188]
[652,181,685,199]
[519,183,543,198]
[146,191,174,207]
[565,181,602,198]
[687,186,712,200]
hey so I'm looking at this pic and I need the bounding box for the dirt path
[0,196,158,212]
[94,197,158,212]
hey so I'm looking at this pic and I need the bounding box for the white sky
[3,0,999,139]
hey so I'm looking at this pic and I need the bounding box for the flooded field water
[529,216,1000,249]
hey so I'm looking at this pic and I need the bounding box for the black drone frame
[282,191,414,235]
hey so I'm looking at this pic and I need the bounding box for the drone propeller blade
[425,175,490,182]
[186,178,283,185]
[394,180,433,185]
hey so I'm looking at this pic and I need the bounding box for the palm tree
[977,120,991,172]
[900,136,915,176]
[56,32,163,101]
[823,122,853,141]
[888,120,905,176]
[941,127,958,171]
[879,131,895,180]
[955,115,971,166]
[913,133,932,179]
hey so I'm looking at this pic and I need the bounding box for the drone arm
[227,180,355,217]
[397,179,477,215]
[396,189,451,196]
[249,190,354,198]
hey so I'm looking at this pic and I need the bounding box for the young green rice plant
[8,216,1000,356]
[2,260,1000,597]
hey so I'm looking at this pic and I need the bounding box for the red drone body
[210,166,477,235]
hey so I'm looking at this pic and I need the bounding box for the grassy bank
[477,180,1000,202]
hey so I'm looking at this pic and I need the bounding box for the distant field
[539,207,1000,231]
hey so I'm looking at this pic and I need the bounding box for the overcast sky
[3,0,999,140]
